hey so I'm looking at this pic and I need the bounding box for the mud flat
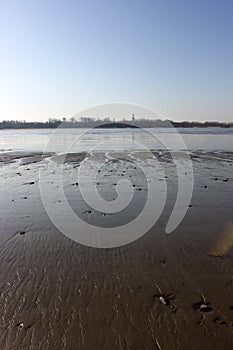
[0,150,233,350]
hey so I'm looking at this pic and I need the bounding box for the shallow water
[0,127,232,152]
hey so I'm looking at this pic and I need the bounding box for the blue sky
[0,0,233,122]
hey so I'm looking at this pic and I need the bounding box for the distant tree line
[0,117,232,129]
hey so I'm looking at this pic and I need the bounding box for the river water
[0,127,232,152]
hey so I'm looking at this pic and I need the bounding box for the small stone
[214,317,228,326]
[199,304,212,312]
[219,320,228,325]
[16,323,24,328]
[159,296,170,306]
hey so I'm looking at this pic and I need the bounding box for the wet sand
[0,150,233,349]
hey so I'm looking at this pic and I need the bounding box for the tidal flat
[0,149,233,349]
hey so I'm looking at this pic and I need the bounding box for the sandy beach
[0,149,233,349]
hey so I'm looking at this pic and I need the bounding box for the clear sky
[0,0,233,122]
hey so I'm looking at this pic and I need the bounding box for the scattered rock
[19,231,26,235]
[159,296,170,305]
[199,304,213,312]
[214,317,228,326]
[16,322,32,330]
[16,323,24,328]
[193,301,212,313]
[220,320,228,325]
[154,293,174,307]
[84,210,92,214]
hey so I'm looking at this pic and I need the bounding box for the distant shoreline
[0,120,233,130]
